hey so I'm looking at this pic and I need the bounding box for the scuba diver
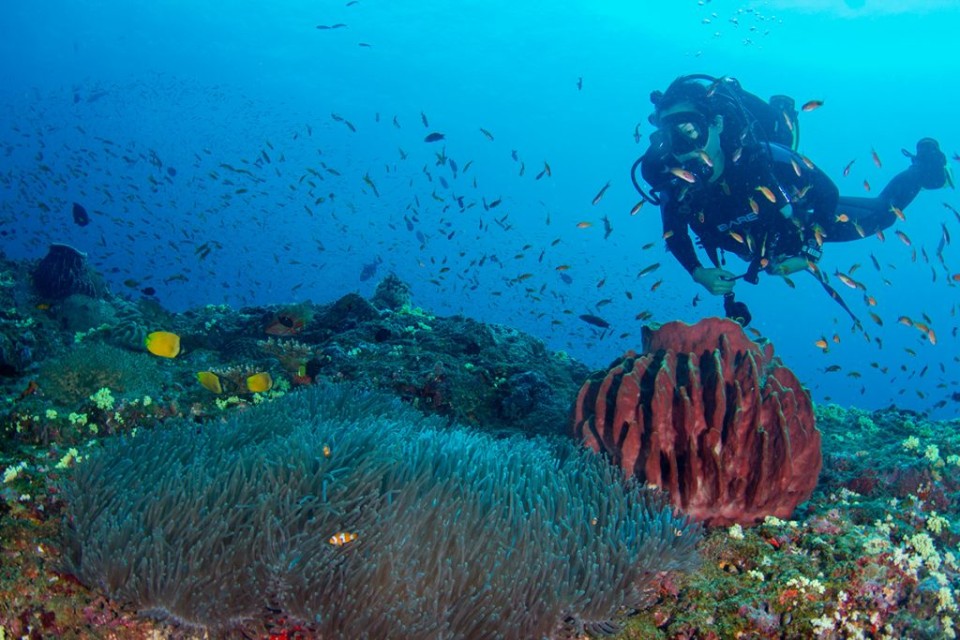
[631,74,951,326]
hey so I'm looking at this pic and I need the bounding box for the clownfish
[329,532,358,546]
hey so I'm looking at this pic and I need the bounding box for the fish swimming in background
[72,202,90,226]
[424,132,444,143]
[578,313,610,329]
[592,181,610,205]
[362,173,380,197]
[360,256,383,281]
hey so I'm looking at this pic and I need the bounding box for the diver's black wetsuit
[657,142,927,274]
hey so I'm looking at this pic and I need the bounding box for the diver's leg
[824,138,948,243]
[825,196,896,242]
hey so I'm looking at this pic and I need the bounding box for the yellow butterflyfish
[197,371,223,394]
[145,331,181,358]
[246,372,273,393]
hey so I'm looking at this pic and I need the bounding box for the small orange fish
[890,206,905,221]
[835,272,861,290]
[898,316,914,327]
[869,312,883,326]
[555,265,571,271]
[650,279,663,292]
[801,99,824,112]
[853,221,865,238]
[790,159,802,177]
[863,179,871,192]
[576,221,593,229]
[895,230,912,246]
[329,532,358,546]
[697,149,714,167]
[748,197,759,214]
[835,213,849,223]
[871,148,882,168]
[800,155,816,170]
[842,159,855,177]
[669,167,696,183]
[729,231,745,244]
[832,334,841,344]
[812,224,826,247]
[756,185,776,203]
[814,338,829,351]
[630,201,644,216]
[323,444,332,457]
[927,329,937,345]
[663,230,674,240]
[876,229,885,242]
[864,295,877,306]
[17,380,39,401]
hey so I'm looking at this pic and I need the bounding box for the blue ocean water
[1,0,958,416]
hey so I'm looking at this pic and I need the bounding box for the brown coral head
[264,304,314,336]
[573,317,822,527]
[32,243,106,300]
[265,313,305,336]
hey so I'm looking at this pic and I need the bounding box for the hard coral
[31,244,106,300]
[573,318,822,527]
[39,342,163,407]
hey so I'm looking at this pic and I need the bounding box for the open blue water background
[1,0,958,416]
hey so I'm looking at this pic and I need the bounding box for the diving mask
[659,111,710,155]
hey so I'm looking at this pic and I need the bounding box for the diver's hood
[639,130,674,191]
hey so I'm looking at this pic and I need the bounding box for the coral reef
[31,244,106,300]
[62,384,700,639]
[370,272,412,311]
[38,342,165,407]
[572,318,822,527]
[0,252,956,639]
[263,302,315,337]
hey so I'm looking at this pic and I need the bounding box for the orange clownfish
[329,531,358,546]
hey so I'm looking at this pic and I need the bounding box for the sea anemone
[40,342,163,406]
[62,384,700,638]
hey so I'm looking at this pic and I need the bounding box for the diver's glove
[906,138,949,189]
[692,266,736,295]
